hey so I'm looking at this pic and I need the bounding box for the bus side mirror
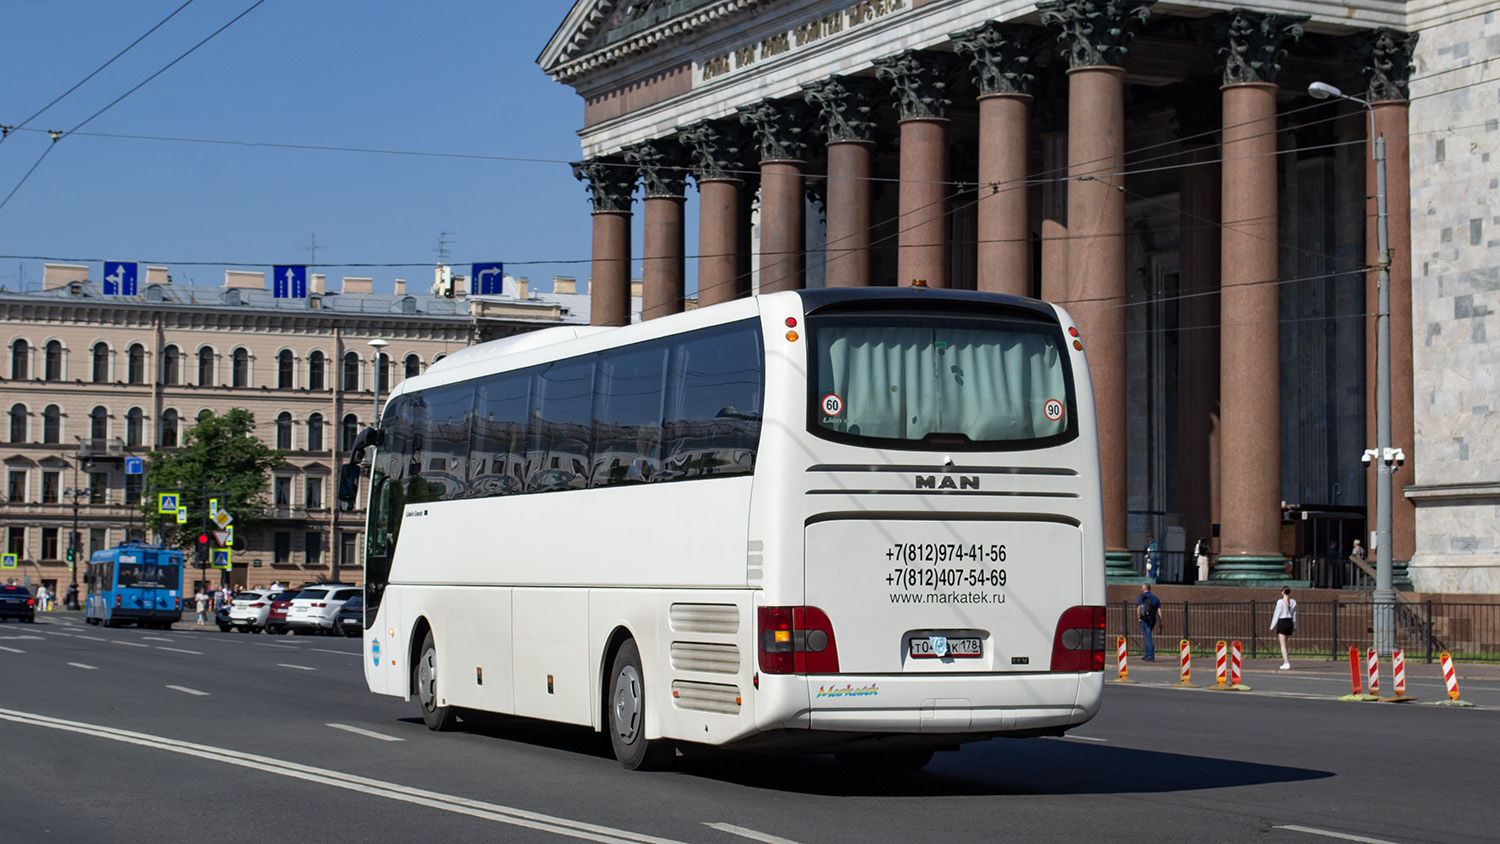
[337,464,362,511]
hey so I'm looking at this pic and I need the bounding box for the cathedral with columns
[539,1,1500,593]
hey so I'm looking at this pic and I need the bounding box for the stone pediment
[539,0,770,84]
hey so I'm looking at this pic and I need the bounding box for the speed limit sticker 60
[822,393,844,416]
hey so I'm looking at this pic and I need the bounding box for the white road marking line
[1275,824,1402,844]
[254,643,300,650]
[75,635,106,642]
[156,647,202,655]
[327,723,403,742]
[0,707,689,844]
[112,641,149,648]
[277,663,315,671]
[1061,734,1107,742]
[68,662,97,670]
[142,637,173,642]
[311,648,360,657]
[0,645,23,654]
[166,685,209,697]
[45,630,73,636]
[705,823,806,844]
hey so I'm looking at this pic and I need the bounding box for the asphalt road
[2,612,1496,844]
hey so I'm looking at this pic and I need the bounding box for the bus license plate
[908,636,982,659]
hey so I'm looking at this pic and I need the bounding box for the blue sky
[0,0,661,296]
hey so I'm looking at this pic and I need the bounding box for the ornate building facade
[541,1,1499,591]
[1,264,593,595]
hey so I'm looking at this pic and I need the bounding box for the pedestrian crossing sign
[158,493,179,514]
[176,507,187,524]
[210,549,232,570]
[1,553,15,569]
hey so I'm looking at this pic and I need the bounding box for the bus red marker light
[785,317,797,328]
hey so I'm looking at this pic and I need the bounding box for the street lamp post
[1309,81,1403,655]
[64,457,92,609]
[367,338,389,421]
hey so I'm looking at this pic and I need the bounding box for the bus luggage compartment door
[803,519,1082,675]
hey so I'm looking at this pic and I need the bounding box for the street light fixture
[1309,80,1398,655]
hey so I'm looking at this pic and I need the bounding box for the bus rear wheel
[415,630,458,732]
[607,639,674,770]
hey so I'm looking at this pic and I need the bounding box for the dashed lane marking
[166,685,209,697]
[277,664,315,671]
[156,647,202,655]
[311,648,360,657]
[1275,824,1402,844]
[112,641,149,648]
[67,662,97,670]
[0,645,23,654]
[74,635,106,642]
[705,823,806,844]
[327,723,403,742]
[142,637,173,642]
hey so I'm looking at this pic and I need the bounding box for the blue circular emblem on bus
[371,638,381,667]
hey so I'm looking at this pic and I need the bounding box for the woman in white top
[1270,586,1298,669]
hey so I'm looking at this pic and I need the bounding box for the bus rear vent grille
[670,642,740,674]
[670,680,741,714]
[669,603,740,634]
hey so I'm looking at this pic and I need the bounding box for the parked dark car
[265,590,299,634]
[334,593,364,637]
[216,603,232,632]
[0,585,36,623]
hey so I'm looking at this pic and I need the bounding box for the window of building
[9,403,26,443]
[41,527,58,560]
[7,470,25,502]
[90,527,107,556]
[276,411,293,450]
[198,347,214,386]
[343,352,360,391]
[123,473,143,505]
[43,405,61,444]
[161,345,180,386]
[161,409,179,448]
[304,475,323,510]
[6,526,24,557]
[42,471,59,504]
[342,413,358,451]
[127,343,145,385]
[304,532,322,565]
[11,340,28,380]
[307,413,324,452]
[274,531,291,565]
[377,354,390,392]
[92,343,109,383]
[405,354,420,379]
[44,340,62,381]
[89,471,107,503]
[232,349,249,388]
[126,407,144,447]
[308,351,325,391]
[274,476,291,507]
[278,350,294,389]
[90,406,108,441]
[340,532,357,568]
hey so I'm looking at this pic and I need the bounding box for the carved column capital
[802,76,882,143]
[737,99,812,163]
[623,138,689,198]
[678,120,754,183]
[1360,27,1418,103]
[1217,8,1306,86]
[873,50,962,120]
[951,21,1036,97]
[571,157,635,213]
[1037,0,1153,69]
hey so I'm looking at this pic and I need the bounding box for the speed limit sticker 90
[821,393,844,417]
[1044,399,1064,422]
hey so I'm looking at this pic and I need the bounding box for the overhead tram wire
[0,0,266,216]
[0,0,197,149]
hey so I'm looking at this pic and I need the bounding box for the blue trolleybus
[85,543,185,629]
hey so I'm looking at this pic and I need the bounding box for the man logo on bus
[821,393,843,417]
[1044,399,1064,422]
[916,475,980,490]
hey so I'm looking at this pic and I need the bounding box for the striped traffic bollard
[1435,651,1474,707]
[1382,649,1416,703]
[1367,648,1381,698]
[1110,635,1136,683]
[1228,640,1251,690]
[1339,645,1378,701]
[1176,639,1196,687]
[1207,640,1231,690]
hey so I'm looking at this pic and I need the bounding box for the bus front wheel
[415,630,458,732]
[607,639,674,770]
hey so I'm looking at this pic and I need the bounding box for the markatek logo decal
[915,475,979,490]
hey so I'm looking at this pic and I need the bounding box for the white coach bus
[339,287,1105,770]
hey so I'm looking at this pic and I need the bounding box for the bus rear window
[808,312,1076,451]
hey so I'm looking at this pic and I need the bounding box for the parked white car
[285,584,360,634]
[226,590,279,633]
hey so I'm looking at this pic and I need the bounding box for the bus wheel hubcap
[418,648,437,709]
[613,665,642,742]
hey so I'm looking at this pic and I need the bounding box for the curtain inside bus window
[662,321,764,480]
[810,315,1074,450]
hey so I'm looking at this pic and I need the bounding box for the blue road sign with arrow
[273,265,308,299]
[103,261,138,296]
[125,457,144,475]
[471,262,505,296]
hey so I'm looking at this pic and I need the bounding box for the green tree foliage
[141,408,286,549]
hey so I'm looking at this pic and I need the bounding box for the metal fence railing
[1112,600,1500,664]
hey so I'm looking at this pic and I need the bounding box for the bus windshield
[808,311,1075,451]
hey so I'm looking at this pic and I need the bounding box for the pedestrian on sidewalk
[1137,583,1162,661]
[195,589,208,625]
[1270,586,1298,669]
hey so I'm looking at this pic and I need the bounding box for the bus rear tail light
[115,595,121,608]
[758,606,839,674]
[1050,606,1106,672]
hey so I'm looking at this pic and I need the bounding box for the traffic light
[65,547,75,564]
[196,533,210,564]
